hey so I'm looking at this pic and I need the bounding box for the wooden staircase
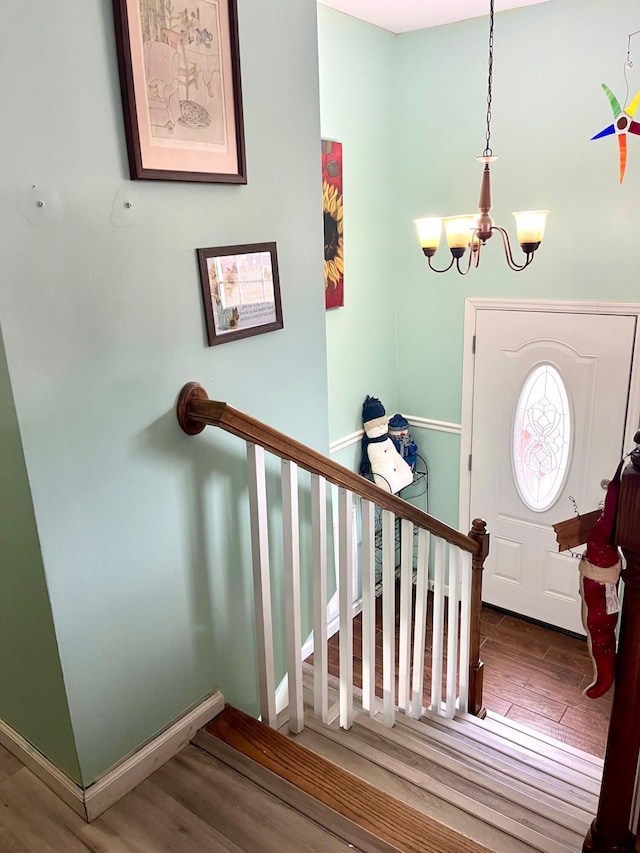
[197,700,600,853]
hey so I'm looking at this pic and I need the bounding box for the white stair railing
[176,383,489,736]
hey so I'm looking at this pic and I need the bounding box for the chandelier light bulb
[414,217,442,256]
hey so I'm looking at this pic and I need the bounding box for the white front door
[469,309,636,635]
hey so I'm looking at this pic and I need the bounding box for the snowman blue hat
[388,413,409,430]
[362,395,386,424]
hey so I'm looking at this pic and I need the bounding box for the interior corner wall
[0,327,80,783]
[317,7,399,443]
[0,0,328,785]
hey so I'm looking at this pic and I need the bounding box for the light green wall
[0,328,80,781]
[0,0,327,785]
[318,7,399,441]
[321,0,640,529]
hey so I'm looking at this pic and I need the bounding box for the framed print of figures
[112,0,246,183]
[197,243,284,346]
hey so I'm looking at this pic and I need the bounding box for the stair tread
[300,714,586,853]
[393,711,601,798]
[466,710,603,772]
[396,714,600,800]
[294,725,542,853]
[378,718,597,819]
[347,712,594,831]
[202,705,495,853]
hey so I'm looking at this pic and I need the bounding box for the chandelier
[414,0,548,274]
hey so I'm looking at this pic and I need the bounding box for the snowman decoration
[359,396,413,494]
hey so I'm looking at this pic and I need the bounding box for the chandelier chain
[484,0,494,157]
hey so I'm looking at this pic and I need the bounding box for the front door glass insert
[512,363,572,512]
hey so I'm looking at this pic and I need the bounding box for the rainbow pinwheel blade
[602,83,622,117]
[618,134,628,183]
[591,124,615,141]
[627,90,640,118]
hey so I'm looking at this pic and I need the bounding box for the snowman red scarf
[579,459,624,699]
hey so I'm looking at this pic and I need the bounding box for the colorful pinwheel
[591,84,640,183]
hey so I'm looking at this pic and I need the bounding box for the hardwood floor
[320,590,613,759]
[478,606,612,758]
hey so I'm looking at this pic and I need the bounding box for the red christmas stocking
[578,460,624,700]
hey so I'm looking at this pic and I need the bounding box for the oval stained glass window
[512,364,572,512]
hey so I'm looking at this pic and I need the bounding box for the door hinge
[472,335,476,355]
[468,454,472,472]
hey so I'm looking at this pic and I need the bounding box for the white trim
[459,298,640,533]
[85,691,225,820]
[0,691,225,823]
[0,717,87,819]
[329,416,462,457]
[407,415,462,435]
[329,429,363,454]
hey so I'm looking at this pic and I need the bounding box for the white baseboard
[0,691,224,822]
[0,716,87,818]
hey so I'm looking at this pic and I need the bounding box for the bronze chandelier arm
[493,226,534,271]
[427,254,456,273]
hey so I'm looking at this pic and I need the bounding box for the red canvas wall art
[322,140,344,309]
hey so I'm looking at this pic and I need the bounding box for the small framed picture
[112,0,246,183]
[197,243,284,346]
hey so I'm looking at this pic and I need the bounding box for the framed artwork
[112,0,246,183]
[197,243,284,346]
[322,140,344,309]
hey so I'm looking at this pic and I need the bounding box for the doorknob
[600,478,611,490]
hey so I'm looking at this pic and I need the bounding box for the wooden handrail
[177,382,481,555]
[178,381,489,720]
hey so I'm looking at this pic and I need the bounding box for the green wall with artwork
[0,0,328,785]
[318,6,399,443]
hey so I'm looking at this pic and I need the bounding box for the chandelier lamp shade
[414,0,548,275]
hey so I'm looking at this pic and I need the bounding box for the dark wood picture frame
[197,243,284,346]
[112,0,246,183]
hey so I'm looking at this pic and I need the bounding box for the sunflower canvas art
[322,140,344,309]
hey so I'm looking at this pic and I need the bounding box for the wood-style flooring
[321,591,613,759]
[0,738,365,852]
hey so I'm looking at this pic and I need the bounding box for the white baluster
[311,474,329,723]
[445,545,461,718]
[410,529,430,718]
[430,537,446,715]
[381,509,396,727]
[246,443,276,728]
[457,549,473,714]
[361,499,376,716]
[282,459,303,733]
[338,488,354,730]
[397,519,413,715]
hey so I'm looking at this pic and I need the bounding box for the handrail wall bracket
[177,382,209,435]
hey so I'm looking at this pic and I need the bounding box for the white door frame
[459,298,640,533]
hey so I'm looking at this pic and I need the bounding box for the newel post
[584,462,640,853]
[468,518,489,717]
